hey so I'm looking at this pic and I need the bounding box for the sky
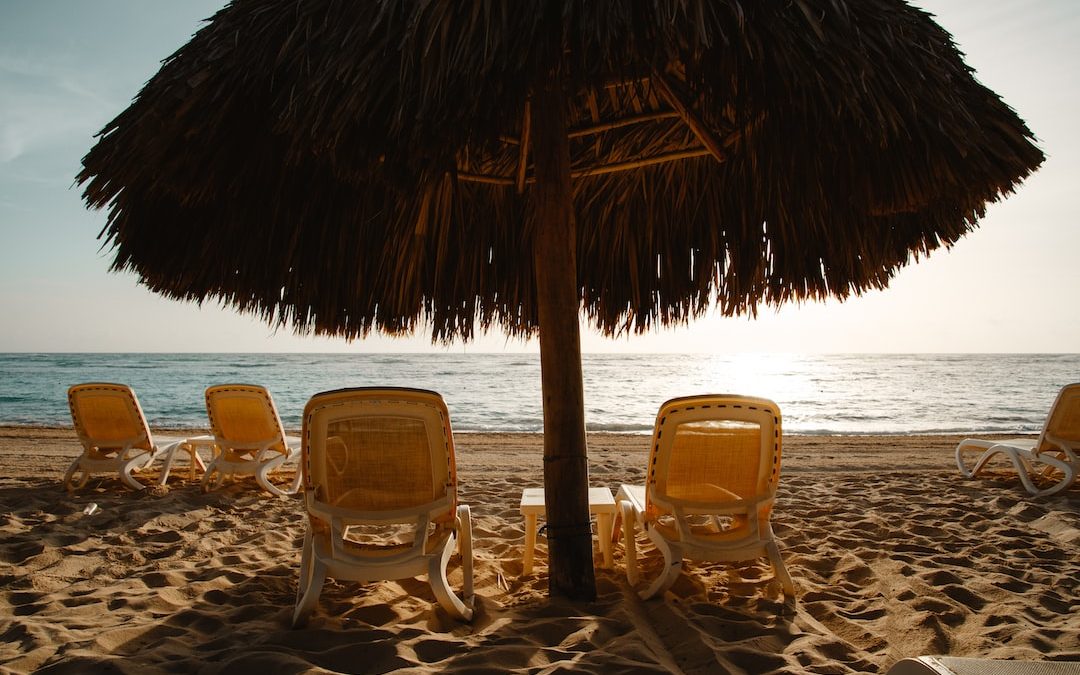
[0,1,1077,354]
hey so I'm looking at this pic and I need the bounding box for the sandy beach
[1,426,1077,673]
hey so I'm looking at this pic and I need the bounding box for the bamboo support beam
[602,74,650,90]
[651,71,727,163]
[568,111,680,138]
[586,91,600,125]
[457,147,713,186]
[572,148,713,178]
[457,172,514,186]
[585,90,601,156]
[516,102,532,194]
[495,110,681,147]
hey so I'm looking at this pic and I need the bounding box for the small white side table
[157,434,217,485]
[519,486,616,575]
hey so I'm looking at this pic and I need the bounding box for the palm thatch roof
[79,0,1043,343]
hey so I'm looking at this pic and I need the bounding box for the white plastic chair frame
[956,383,1080,497]
[65,383,193,491]
[292,388,474,626]
[202,384,302,497]
[887,655,1080,675]
[616,394,796,603]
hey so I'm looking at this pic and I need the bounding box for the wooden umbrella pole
[530,69,597,601]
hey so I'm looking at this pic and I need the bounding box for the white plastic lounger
[65,383,198,491]
[292,387,474,626]
[956,383,1080,497]
[202,384,303,497]
[614,394,795,604]
[888,656,1080,674]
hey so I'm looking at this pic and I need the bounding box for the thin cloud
[0,55,117,163]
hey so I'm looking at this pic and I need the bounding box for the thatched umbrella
[79,1,1042,600]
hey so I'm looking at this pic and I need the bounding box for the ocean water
[0,353,1077,435]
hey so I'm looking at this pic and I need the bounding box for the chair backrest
[1037,383,1080,453]
[68,383,153,452]
[301,387,457,518]
[646,394,781,521]
[205,384,289,453]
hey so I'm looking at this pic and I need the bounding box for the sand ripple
[0,430,1077,673]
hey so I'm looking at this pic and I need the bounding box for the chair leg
[955,439,990,478]
[255,455,290,497]
[201,462,224,493]
[457,505,474,602]
[287,462,304,495]
[1039,455,1064,481]
[429,508,474,621]
[157,442,182,486]
[187,443,207,481]
[766,539,796,605]
[1026,452,1075,497]
[292,531,325,628]
[429,540,474,621]
[618,500,639,585]
[64,457,88,493]
[610,508,622,546]
[295,528,313,609]
[119,455,151,491]
[641,527,681,600]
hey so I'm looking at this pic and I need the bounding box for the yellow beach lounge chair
[956,383,1080,497]
[292,387,474,626]
[615,394,796,603]
[65,383,202,491]
[202,384,303,497]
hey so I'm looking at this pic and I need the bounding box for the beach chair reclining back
[307,392,451,515]
[650,398,781,537]
[69,382,153,454]
[293,387,473,626]
[1039,383,1080,454]
[206,385,290,455]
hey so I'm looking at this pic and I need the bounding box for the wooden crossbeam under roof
[458,73,731,187]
